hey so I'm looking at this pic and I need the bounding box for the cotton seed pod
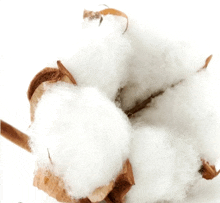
[27,61,134,203]
[1,54,216,203]
[0,118,135,203]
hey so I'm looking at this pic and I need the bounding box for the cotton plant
[1,1,220,203]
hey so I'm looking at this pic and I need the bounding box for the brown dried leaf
[99,8,128,20]
[202,55,213,70]
[28,61,77,101]
[33,160,134,203]
[99,8,128,33]
[83,8,128,33]
[57,60,77,85]
[27,68,59,101]
[28,61,77,121]
[88,181,114,202]
[197,54,213,72]
[105,160,135,203]
[30,81,51,121]
[200,159,220,180]
[33,168,91,203]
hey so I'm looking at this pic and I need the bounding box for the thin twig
[0,120,31,152]
[125,90,164,117]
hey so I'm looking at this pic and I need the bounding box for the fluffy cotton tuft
[132,69,220,164]
[58,16,132,101]
[120,18,209,110]
[126,126,200,203]
[180,175,220,203]
[28,82,131,199]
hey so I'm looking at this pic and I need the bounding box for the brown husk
[33,160,134,203]
[28,61,77,121]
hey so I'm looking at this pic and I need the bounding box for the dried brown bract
[28,61,77,121]
[200,159,220,180]
[33,160,134,203]
[83,8,129,34]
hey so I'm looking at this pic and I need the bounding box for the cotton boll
[59,16,132,101]
[132,69,220,164]
[126,126,200,203]
[28,82,131,199]
[120,17,209,110]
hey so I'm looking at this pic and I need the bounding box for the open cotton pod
[26,62,133,202]
[1,118,134,203]
[0,61,134,203]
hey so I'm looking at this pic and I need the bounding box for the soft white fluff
[132,69,220,164]
[120,19,208,110]
[1,1,220,203]
[126,126,200,203]
[58,16,132,101]
[180,175,220,203]
[28,82,131,199]
[58,9,208,110]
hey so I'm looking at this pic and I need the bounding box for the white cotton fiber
[180,175,220,203]
[132,68,220,164]
[120,18,209,110]
[28,82,131,199]
[58,16,132,101]
[126,126,200,203]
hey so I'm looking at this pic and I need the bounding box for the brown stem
[125,90,164,117]
[0,120,31,153]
